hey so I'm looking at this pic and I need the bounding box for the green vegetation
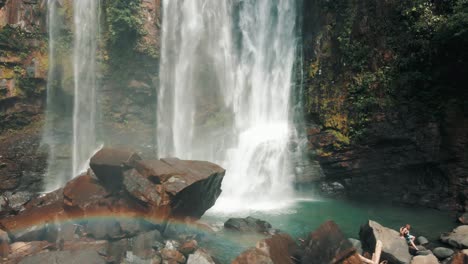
[305,0,468,143]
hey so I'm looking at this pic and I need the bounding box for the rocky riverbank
[0,145,466,264]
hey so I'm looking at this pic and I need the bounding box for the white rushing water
[72,0,100,178]
[158,0,298,211]
[43,0,100,191]
[42,0,63,191]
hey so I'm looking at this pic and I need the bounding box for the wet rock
[18,250,106,264]
[0,189,64,239]
[179,239,198,255]
[160,248,185,263]
[0,148,225,244]
[458,213,468,225]
[440,225,468,249]
[416,249,433,256]
[123,169,161,206]
[132,230,163,259]
[257,233,298,264]
[232,248,273,264]
[187,249,215,264]
[302,221,357,264]
[119,219,153,237]
[62,173,149,219]
[410,254,438,264]
[85,219,122,240]
[61,239,108,252]
[56,222,79,241]
[8,241,50,263]
[157,158,225,219]
[135,159,183,183]
[89,148,142,190]
[12,224,45,242]
[164,240,181,250]
[416,236,429,245]
[348,238,363,255]
[0,229,9,258]
[224,217,272,234]
[319,181,345,196]
[107,239,128,263]
[359,220,412,264]
[447,250,468,264]
[433,247,454,259]
[1,191,33,212]
[63,173,110,209]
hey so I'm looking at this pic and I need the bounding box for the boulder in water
[440,225,468,249]
[302,220,360,264]
[224,217,272,234]
[458,213,468,225]
[359,220,412,264]
[432,247,454,259]
[416,236,429,245]
[233,233,298,264]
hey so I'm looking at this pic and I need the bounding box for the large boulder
[410,254,438,264]
[233,233,298,264]
[232,248,274,264]
[440,225,468,249]
[432,247,454,259]
[224,217,272,234]
[448,250,468,264]
[302,221,360,264]
[257,233,298,264]
[359,220,412,264]
[89,148,142,190]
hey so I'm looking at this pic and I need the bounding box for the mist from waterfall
[43,0,100,191]
[157,0,298,211]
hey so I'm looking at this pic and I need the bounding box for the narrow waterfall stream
[158,0,298,212]
[71,0,100,178]
[43,0,100,191]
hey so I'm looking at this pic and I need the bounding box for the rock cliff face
[0,0,47,133]
[0,0,163,198]
[302,0,468,211]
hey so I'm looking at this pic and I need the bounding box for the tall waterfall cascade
[43,0,100,191]
[72,0,100,178]
[157,0,299,211]
[42,0,63,192]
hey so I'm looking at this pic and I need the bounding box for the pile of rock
[230,219,468,264]
[0,147,225,263]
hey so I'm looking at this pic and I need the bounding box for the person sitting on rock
[400,224,417,249]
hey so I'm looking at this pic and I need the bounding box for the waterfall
[42,0,66,192]
[43,0,100,191]
[157,0,298,211]
[72,0,100,178]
